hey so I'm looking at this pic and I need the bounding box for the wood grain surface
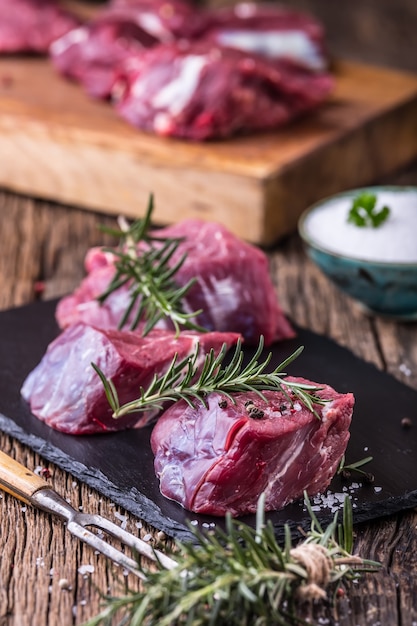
[1,155,417,624]
[1,52,417,245]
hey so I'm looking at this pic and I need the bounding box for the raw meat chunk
[199,2,329,72]
[55,219,295,345]
[151,378,354,516]
[113,40,333,140]
[0,0,79,54]
[50,0,205,98]
[109,0,208,40]
[21,323,240,435]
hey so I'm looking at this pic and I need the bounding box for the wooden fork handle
[0,449,49,505]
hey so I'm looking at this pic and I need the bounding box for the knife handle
[0,449,49,505]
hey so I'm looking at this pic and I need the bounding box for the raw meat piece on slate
[50,0,205,98]
[21,323,240,435]
[151,378,354,516]
[55,219,295,345]
[112,40,333,140]
[199,2,329,72]
[0,0,79,53]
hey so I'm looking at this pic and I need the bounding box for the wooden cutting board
[0,54,416,244]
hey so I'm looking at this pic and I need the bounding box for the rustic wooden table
[0,159,417,625]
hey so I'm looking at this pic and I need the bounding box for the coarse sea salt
[304,190,417,263]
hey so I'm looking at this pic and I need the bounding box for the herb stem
[93,338,326,420]
[97,195,205,335]
[82,495,380,626]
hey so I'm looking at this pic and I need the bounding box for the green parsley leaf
[347,192,390,228]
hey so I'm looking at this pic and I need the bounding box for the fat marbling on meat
[21,323,240,435]
[151,378,354,516]
[56,219,295,346]
[49,0,206,99]
[112,39,333,140]
[199,2,329,72]
[0,0,79,54]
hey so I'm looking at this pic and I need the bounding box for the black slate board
[1,299,417,541]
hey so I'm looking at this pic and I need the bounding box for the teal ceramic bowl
[298,187,417,320]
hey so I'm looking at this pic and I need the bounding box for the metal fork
[0,449,177,577]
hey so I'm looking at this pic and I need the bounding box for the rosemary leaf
[97,196,206,335]
[92,338,327,419]
[82,495,380,626]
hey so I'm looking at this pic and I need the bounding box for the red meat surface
[21,323,240,434]
[0,0,79,54]
[151,378,354,516]
[199,2,329,72]
[113,40,333,140]
[55,219,295,346]
[50,0,205,98]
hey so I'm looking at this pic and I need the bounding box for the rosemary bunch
[83,495,380,626]
[92,338,326,419]
[98,195,205,334]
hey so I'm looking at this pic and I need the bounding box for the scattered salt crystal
[36,557,45,568]
[21,506,27,513]
[78,506,83,511]
[34,466,43,476]
[143,533,152,542]
[202,523,210,528]
[364,446,369,451]
[135,521,143,529]
[114,511,128,529]
[190,520,198,526]
[399,363,412,377]
[78,564,95,576]
[72,481,77,488]
[72,605,77,617]
[80,600,87,606]
[49,568,55,576]
[374,486,382,493]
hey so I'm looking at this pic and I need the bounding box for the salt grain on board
[304,190,417,263]
[78,564,95,576]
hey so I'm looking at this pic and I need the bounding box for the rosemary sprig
[97,195,205,335]
[347,192,390,228]
[83,494,380,626]
[337,454,374,483]
[92,338,327,419]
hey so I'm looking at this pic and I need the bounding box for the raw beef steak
[109,0,208,41]
[0,0,79,54]
[21,323,240,435]
[50,0,205,99]
[199,2,329,72]
[55,219,295,345]
[112,40,333,140]
[151,378,354,516]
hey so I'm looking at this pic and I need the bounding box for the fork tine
[68,520,146,578]
[76,513,177,571]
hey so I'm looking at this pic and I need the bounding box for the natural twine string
[289,543,332,601]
